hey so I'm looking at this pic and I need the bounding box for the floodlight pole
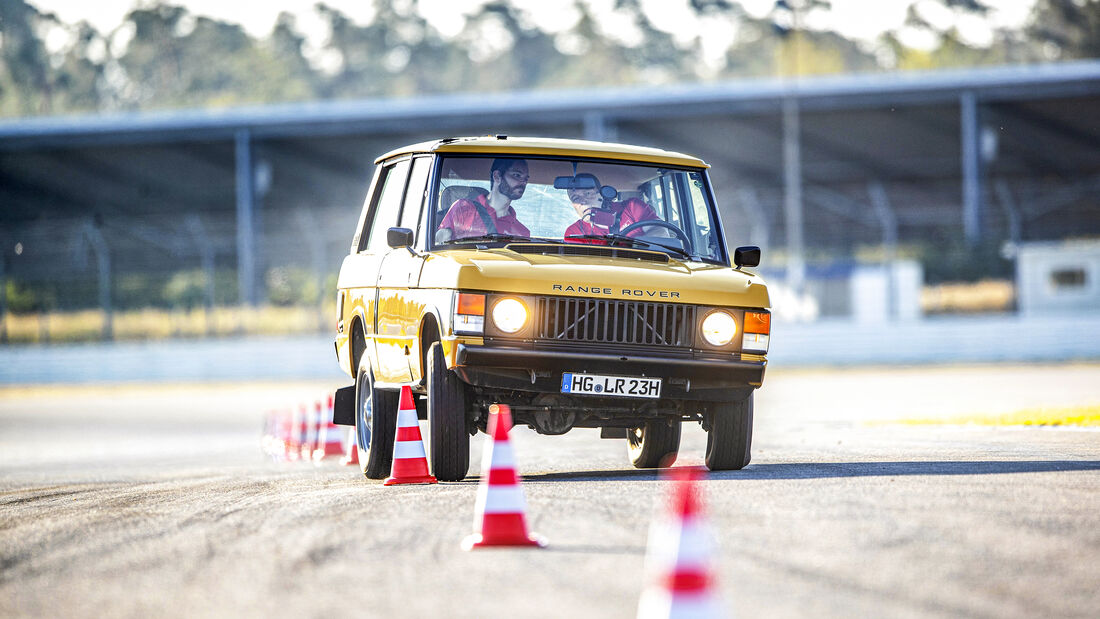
[235,129,257,307]
[780,0,805,297]
[960,90,984,246]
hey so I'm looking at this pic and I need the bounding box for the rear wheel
[628,419,681,468]
[705,393,753,471]
[426,342,470,481]
[355,357,398,479]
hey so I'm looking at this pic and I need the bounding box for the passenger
[436,158,531,243]
[563,173,665,243]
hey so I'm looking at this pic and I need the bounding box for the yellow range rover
[331,136,770,481]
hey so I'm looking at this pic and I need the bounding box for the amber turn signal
[743,311,771,334]
[457,293,486,316]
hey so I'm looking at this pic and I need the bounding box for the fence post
[82,221,112,340]
[185,215,217,335]
[868,181,898,321]
[0,252,7,344]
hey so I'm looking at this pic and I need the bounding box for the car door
[342,158,411,378]
[374,155,432,384]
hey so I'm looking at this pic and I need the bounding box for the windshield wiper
[564,234,696,260]
[439,233,532,245]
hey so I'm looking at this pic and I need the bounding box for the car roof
[375,136,709,168]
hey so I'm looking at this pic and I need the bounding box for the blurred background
[1,0,1098,380]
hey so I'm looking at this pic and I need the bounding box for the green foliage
[917,238,1013,284]
[4,279,47,313]
[3,0,1094,120]
[265,266,321,306]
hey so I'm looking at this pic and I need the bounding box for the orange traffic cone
[313,395,344,462]
[301,402,320,461]
[462,404,545,549]
[286,406,303,462]
[340,427,359,466]
[636,469,725,619]
[383,386,437,485]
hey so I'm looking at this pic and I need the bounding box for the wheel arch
[418,311,442,382]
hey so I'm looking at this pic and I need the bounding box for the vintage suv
[332,136,770,481]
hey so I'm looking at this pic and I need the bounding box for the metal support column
[235,129,257,307]
[960,91,984,246]
[782,97,805,295]
[868,181,898,320]
[583,112,615,143]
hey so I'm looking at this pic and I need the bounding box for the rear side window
[365,159,411,251]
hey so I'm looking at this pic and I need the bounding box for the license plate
[561,372,662,398]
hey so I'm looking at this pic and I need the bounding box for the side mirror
[387,227,414,248]
[734,245,761,268]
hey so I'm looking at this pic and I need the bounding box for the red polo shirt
[564,198,659,244]
[438,194,530,240]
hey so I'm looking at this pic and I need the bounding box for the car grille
[535,297,695,347]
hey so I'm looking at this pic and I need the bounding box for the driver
[436,158,531,243]
[563,173,667,243]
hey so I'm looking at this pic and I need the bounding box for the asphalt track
[1,364,1098,618]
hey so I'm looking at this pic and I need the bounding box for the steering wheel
[617,219,691,247]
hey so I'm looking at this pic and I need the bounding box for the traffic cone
[340,427,359,466]
[301,402,320,461]
[383,386,437,485]
[636,468,725,619]
[286,406,302,462]
[314,394,344,462]
[462,404,545,549]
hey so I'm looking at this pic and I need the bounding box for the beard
[499,177,526,200]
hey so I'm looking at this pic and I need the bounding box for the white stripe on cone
[393,439,428,460]
[645,517,710,571]
[396,408,418,427]
[475,484,528,515]
[483,440,516,469]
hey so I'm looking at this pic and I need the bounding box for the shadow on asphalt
[712,460,1100,479]
[513,460,1100,482]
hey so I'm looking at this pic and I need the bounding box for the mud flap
[600,427,628,439]
[333,385,355,426]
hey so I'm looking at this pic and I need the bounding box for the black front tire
[355,357,398,479]
[426,342,470,481]
[628,419,681,468]
[705,393,753,471]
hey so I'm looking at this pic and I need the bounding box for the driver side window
[365,159,411,251]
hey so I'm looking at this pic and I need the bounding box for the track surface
[2,365,1099,618]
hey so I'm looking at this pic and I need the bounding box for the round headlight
[701,311,737,347]
[492,298,528,334]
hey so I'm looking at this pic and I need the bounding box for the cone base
[383,474,438,486]
[461,532,546,550]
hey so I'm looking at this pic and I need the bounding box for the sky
[28,0,1037,53]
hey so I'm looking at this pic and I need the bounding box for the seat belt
[471,201,498,235]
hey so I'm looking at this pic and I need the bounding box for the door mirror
[734,246,761,268]
[387,227,414,248]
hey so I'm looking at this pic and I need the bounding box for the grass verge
[888,404,1100,427]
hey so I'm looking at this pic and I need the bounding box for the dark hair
[490,158,526,187]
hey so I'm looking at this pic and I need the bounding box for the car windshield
[430,155,726,263]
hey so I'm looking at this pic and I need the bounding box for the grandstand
[1,61,1098,331]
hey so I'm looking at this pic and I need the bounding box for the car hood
[418,246,769,307]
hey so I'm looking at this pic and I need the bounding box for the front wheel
[426,342,470,481]
[705,393,753,471]
[355,357,398,479]
[627,419,681,468]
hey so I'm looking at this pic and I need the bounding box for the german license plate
[561,372,662,398]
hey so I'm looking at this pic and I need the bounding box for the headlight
[700,310,737,347]
[491,298,528,334]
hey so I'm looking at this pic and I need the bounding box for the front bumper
[454,343,764,402]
